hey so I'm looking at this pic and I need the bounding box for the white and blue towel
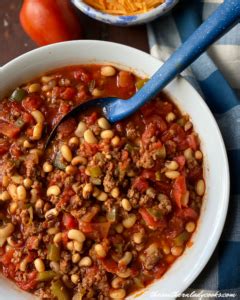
[148,0,240,298]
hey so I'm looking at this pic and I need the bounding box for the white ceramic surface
[72,0,179,26]
[0,41,229,300]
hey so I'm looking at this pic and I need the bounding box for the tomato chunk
[172,175,187,208]
[0,121,20,139]
[22,95,43,111]
[139,208,166,230]
[62,213,78,230]
[133,177,149,193]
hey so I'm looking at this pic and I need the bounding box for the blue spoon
[46,0,240,147]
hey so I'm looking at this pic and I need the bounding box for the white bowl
[0,41,229,299]
[72,0,179,26]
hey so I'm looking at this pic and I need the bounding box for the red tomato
[117,71,134,88]
[172,175,187,208]
[10,143,22,158]
[0,249,14,266]
[85,112,98,126]
[22,95,43,112]
[139,208,166,230]
[73,69,92,83]
[174,155,186,170]
[133,177,149,192]
[187,134,199,151]
[79,221,111,239]
[61,87,77,101]
[101,258,118,273]
[20,0,82,46]
[177,208,198,220]
[62,213,78,230]
[0,141,9,155]
[0,121,20,139]
[16,271,37,291]
[141,170,156,180]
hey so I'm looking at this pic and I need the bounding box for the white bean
[98,117,111,129]
[84,129,97,144]
[34,258,45,272]
[109,289,126,299]
[101,66,116,77]
[122,214,136,228]
[95,244,107,257]
[32,123,43,140]
[47,185,61,196]
[68,229,86,243]
[17,185,27,201]
[61,145,72,162]
[101,130,114,139]
[196,179,205,196]
[165,171,180,179]
[31,110,45,124]
[75,121,87,137]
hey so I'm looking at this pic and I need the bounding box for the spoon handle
[113,0,240,121]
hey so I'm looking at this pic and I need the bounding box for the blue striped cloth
[148,0,240,299]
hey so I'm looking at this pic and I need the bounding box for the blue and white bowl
[72,0,179,26]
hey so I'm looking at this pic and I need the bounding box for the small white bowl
[72,0,179,26]
[0,41,229,299]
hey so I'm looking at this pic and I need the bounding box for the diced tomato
[177,208,198,220]
[62,213,78,230]
[0,121,20,139]
[22,112,35,125]
[139,208,166,230]
[60,87,77,100]
[101,258,118,273]
[174,155,186,170]
[16,271,37,291]
[22,95,43,111]
[10,143,22,158]
[172,175,187,208]
[117,71,134,88]
[133,177,149,193]
[141,170,156,180]
[0,249,14,265]
[85,112,98,125]
[0,140,9,155]
[79,221,111,239]
[57,118,76,138]
[73,69,92,83]
[81,206,100,222]
[187,134,199,151]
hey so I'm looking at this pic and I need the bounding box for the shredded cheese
[83,0,165,15]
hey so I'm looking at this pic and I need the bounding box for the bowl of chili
[72,0,179,26]
[0,41,229,300]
